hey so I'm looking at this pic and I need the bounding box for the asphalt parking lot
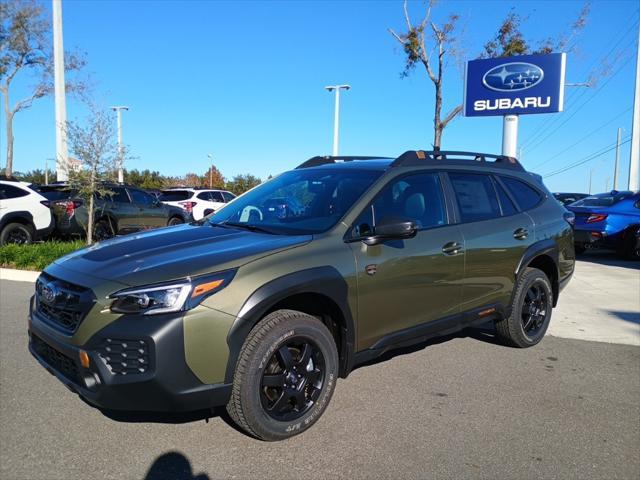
[1,253,638,480]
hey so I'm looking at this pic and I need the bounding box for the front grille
[31,334,80,384]
[96,338,150,375]
[35,273,94,333]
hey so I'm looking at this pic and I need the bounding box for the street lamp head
[324,85,351,92]
[110,106,130,111]
[207,154,213,159]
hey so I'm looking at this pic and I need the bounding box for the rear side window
[0,184,29,199]
[500,177,542,211]
[449,173,501,223]
[196,192,211,201]
[494,180,518,216]
[159,190,192,202]
[111,187,130,203]
[129,189,154,206]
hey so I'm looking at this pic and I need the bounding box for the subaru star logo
[41,282,58,304]
[482,62,544,92]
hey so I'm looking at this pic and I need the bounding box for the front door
[348,172,465,351]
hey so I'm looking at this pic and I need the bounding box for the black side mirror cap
[362,217,418,246]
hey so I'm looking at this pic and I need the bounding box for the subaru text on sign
[464,53,567,117]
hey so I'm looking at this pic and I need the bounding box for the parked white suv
[158,188,236,221]
[0,180,54,245]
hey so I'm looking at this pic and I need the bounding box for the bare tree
[389,0,462,149]
[389,1,591,148]
[0,0,86,177]
[65,106,120,245]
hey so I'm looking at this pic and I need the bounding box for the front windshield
[207,168,383,234]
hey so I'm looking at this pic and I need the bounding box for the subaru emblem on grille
[41,282,59,304]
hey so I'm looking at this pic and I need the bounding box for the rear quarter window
[500,176,542,211]
[159,190,192,202]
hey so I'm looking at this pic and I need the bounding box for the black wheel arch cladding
[225,266,355,384]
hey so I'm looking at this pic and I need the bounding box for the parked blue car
[567,190,640,259]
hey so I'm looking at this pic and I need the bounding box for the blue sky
[3,0,639,193]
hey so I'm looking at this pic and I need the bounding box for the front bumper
[28,297,231,412]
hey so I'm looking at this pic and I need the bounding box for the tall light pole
[208,153,213,188]
[629,24,640,190]
[614,127,622,190]
[53,0,69,181]
[325,85,350,156]
[111,106,129,183]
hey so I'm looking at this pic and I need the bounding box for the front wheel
[495,267,553,348]
[227,310,339,441]
[167,216,184,226]
[0,222,33,245]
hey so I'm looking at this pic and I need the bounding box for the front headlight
[109,270,235,315]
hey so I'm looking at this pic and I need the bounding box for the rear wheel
[227,309,338,441]
[495,267,553,348]
[167,216,184,226]
[0,222,33,245]
[94,219,114,241]
[623,228,640,260]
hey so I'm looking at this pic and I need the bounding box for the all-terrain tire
[167,216,184,226]
[227,309,339,441]
[495,267,553,348]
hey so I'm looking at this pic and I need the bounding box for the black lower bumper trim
[29,305,232,412]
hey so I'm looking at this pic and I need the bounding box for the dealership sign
[463,53,566,117]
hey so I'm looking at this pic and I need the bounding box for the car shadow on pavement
[605,310,640,325]
[93,401,248,435]
[144,451,209,480]
[576,251,640,270]
[353,322,502,372]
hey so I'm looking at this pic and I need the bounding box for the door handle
[513,228,529,240]
[442,241,463,255]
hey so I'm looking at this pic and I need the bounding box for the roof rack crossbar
[296,156,394,169]
[391,150,523,170]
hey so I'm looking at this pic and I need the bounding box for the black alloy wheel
[260,338,325,422]
[6,226,31,244]
[521,282,549,338]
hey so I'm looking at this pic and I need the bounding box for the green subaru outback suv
[28,150,574,440]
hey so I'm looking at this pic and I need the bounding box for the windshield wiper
[223,222,278,235]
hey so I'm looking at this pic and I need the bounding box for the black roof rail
[391,150,524,171]
[296,156,393,169]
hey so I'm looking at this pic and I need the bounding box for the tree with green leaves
[226,174,261,195]
[0,0,86,177]
[64,106,122,245]
[389,1,590,148]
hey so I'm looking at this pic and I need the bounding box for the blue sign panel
[463,53,566,117]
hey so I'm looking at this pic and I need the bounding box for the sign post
[464,53,567,159]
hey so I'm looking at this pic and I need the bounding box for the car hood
[52,224,311,287]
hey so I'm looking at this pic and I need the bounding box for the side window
[500,176,542,211]
[197,192,211,201]
[351,172,447,237]
[493,179,518,216]
[129,189,153,206]
[449,173,501,223]
[111,187,131,203]
[210,191,225,202]
[222,192,236,203]
[0,184,29,199]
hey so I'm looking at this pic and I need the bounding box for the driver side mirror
[362,216,418,246]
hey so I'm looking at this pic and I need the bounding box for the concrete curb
[0,268,41,283]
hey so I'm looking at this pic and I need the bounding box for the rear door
[106,187,138,233]
[349,171,465,350]
[447,172,534,313]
